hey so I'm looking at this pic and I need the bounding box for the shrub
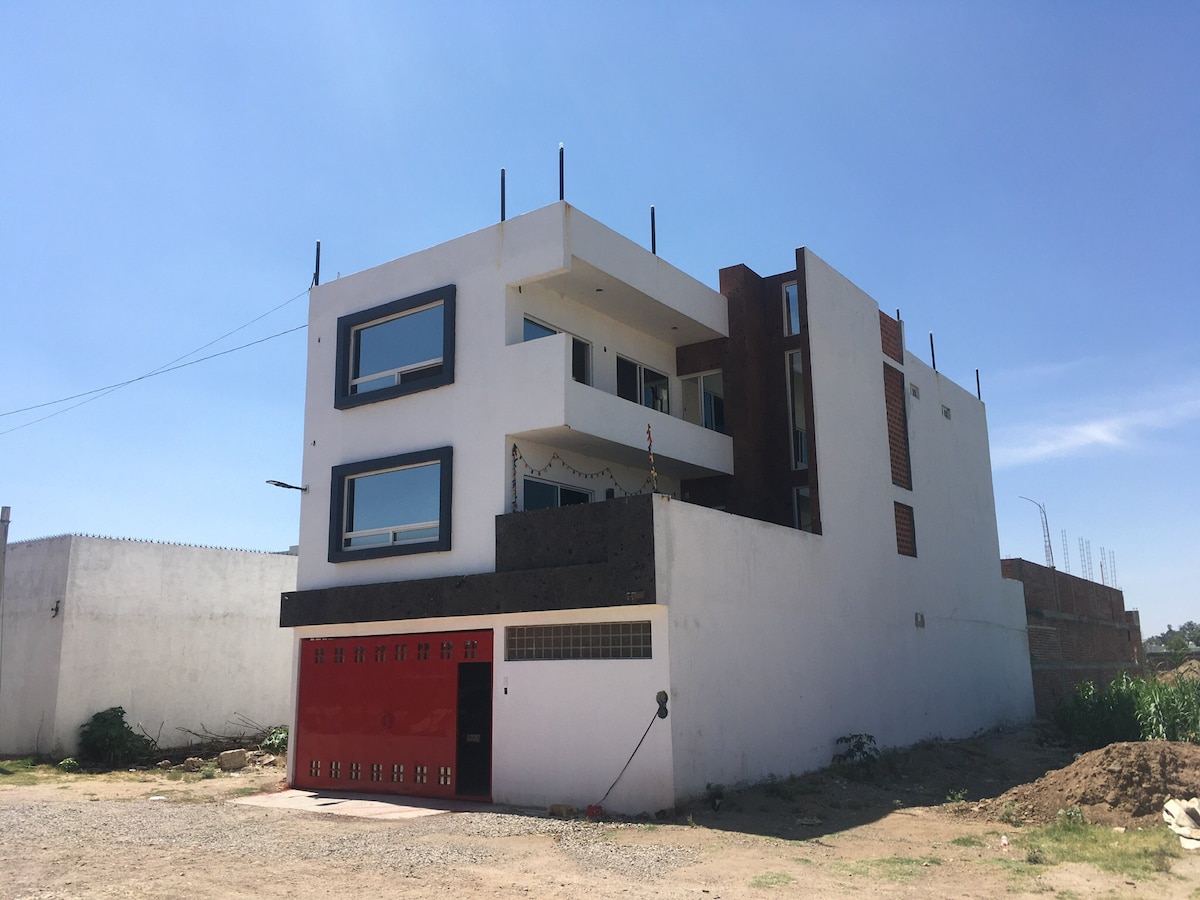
[832,733,879,780]
[261,725,288,754]
[77,707,153,766]
[57,757,80,772]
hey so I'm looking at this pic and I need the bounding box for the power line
[0,323,308,436]
[2,289,309,420]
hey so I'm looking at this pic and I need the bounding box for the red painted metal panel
[294,629,492,798]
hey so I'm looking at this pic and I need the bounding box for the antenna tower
[1099,546,1108,585]
[1078,537,1086,579]
[1085,540,1094,582]
[1109,550,1117,589]
[1061,530,1071,575]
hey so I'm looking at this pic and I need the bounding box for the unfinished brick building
[1001,557,1143,718]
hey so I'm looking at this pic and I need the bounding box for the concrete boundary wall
[0,536,297,757]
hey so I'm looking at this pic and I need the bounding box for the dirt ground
[4,728,1200,899]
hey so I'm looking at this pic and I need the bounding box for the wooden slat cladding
[894,502,917,557]
[879,311,903,363]
[883,363,912,490]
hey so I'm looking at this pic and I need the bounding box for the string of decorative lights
[647,424,657,493]
[511,442,656,512]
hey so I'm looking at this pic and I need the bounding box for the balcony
[504,333,734,481]
[508,203,728,348]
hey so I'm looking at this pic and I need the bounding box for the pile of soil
[1157,659,1200,684]
[979,741,1200,828]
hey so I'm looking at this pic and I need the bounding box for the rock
[257,753,277,767]
[182,757,204,772]
[218,749,248,770]
[156,760,172,769]
[1164,797,1200,850]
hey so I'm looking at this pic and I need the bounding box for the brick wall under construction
[1002,557,1143,719]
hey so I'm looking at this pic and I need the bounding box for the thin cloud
[993,393,1200,468]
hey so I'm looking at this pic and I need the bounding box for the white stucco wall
[1,536,297,757]
[656,496,1032,802]
[0,536,71,755]
[289,605,674,816]
[653,250,1031,800]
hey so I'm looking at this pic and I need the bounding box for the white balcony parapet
[505,333,733,480]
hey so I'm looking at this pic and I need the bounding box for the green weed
[749,871,795,888]
[1056,673,1200,748]
[950,835,985,847]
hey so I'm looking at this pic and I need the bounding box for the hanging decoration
[510,442,655,507]
[647,424,657,493]
[511,443,519,513]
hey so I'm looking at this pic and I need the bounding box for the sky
[2,2,1196,636]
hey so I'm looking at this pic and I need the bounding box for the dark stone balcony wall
[280,494,656,627]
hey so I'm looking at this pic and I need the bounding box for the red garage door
[294,629,493,800]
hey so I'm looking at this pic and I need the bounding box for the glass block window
[505,621,652,661]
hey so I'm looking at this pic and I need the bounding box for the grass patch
[834,856,942,882]
[0,758,62,786]
[749,871,795,888]
[761,773,818,801]
[223,785,265,798]
[1018,819,1179,879]
[950,835,985,848]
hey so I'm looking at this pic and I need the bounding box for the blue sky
[2,2,1196,635]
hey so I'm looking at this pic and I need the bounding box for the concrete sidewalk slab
[232,789,493,820]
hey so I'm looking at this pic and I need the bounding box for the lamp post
[0,506,10,710]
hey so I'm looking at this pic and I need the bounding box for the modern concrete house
[0,534,297,757]
[281,201,1034,814]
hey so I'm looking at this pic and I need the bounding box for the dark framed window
[788,351,808,468]
[328,447,452,562]
[681,371,726,433]
[334,285,456,409]
[616,356,669,413]
[792,486,813,531]
[505,622,652,660]
[783,282,801,335]
[523,478,591,511]
[523,317,591,384]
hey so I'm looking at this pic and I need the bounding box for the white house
[0,534,297,757]
[281,201,1034,814]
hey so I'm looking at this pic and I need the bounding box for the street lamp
[266,480,308,493]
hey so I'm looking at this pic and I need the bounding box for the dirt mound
[1158,659,1200,684]
[979,741,1200,828]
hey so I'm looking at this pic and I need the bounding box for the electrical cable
[595,708,661,808]
[0,323,308,436]
[0,286,310,435]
